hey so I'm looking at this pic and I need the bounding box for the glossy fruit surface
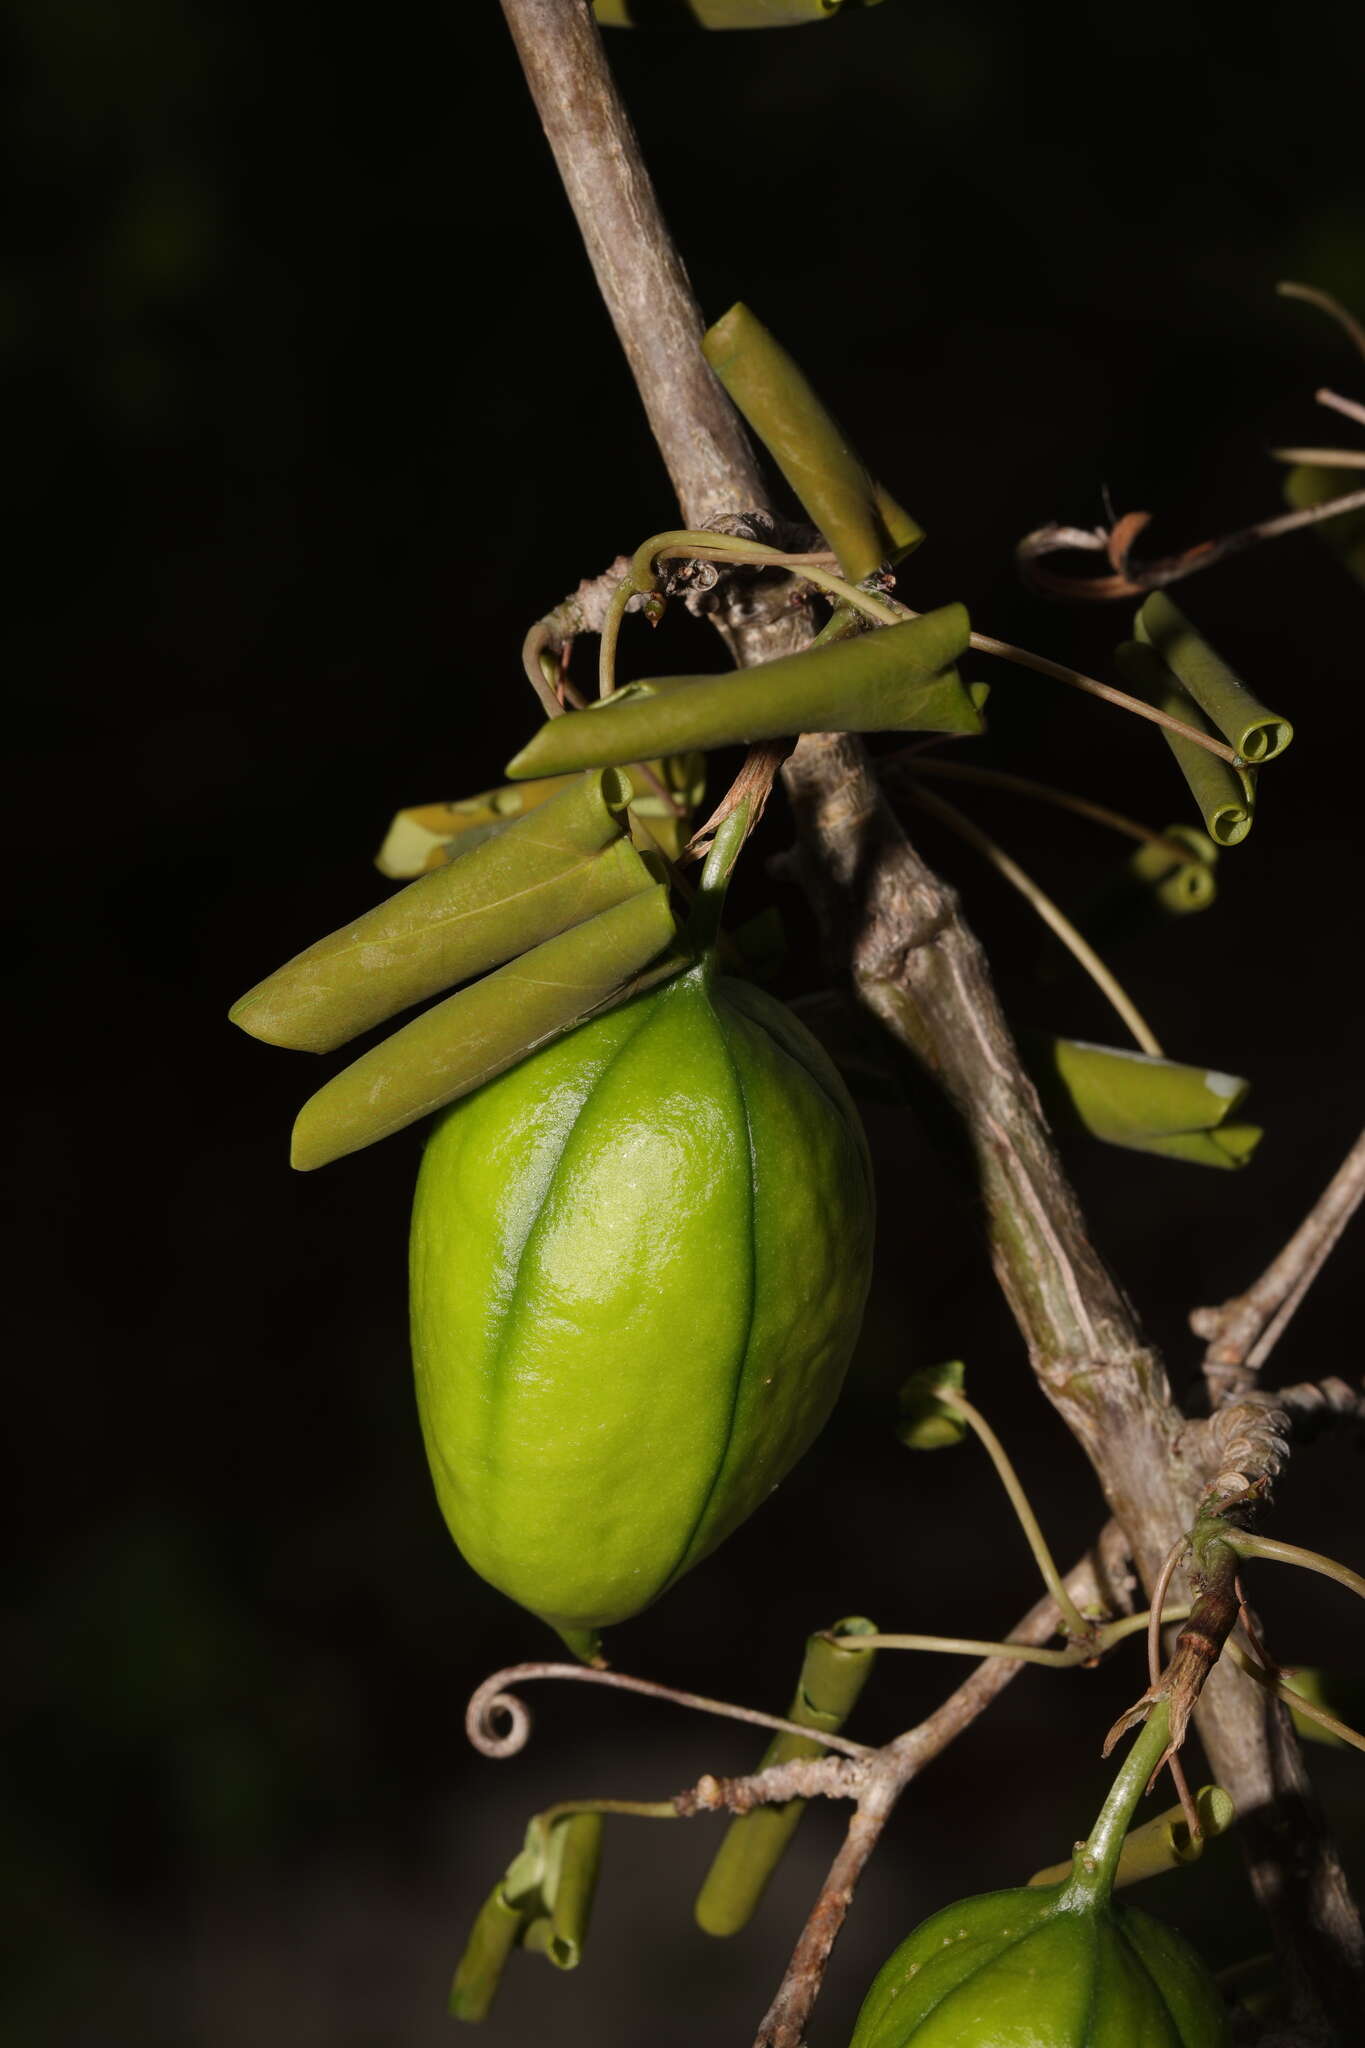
[410,961,874,1642]
[849,1882,1229,2047]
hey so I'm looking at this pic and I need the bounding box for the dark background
[6,2,1364,2042]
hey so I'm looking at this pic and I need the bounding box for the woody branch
[498,1,1364,2039]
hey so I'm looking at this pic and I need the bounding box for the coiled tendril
[465,1661,877,1762]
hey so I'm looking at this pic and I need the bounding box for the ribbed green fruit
[409,961,874,1648]
[849,1883,1229,2047]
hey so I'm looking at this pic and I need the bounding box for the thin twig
[1145,1537,1201,1837]
[521,621,569,716]
[907,780,1164,1056]
[1196,1126,1365,1405]
[967,630,1243,762]
[1226,1640,1365,1755]
[1108,1523,1243,1776]
[1146,1536,1190,1708]
[684,739,791,859]
[1317,387,1365,430]
[1225,1532,1365,1605]
[852,1599,1191,1669]
[675,1756,867,1816]
[525,556,639,713]
[1269,447,1365,470]
[939,1385,1094,1636]
[866,577,1241,764]
[1278,281,1365,363]
[1017,490,1365,601]
[849,1631,1086,1667]
[893,757,1192,855]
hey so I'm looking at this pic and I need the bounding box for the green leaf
[375,757,708,876]
[723,905,787,982]
[1135,592,1292,763]
[505,607,977,779]
[516,1814,605,1970]
[596,0,882,30]
[1280,1667,1364,1748]
[289,886,682,1170]
[374,775,583,878]
[448,1883,524,2022]
[1030,1036,1261,1170]
[1127,825,1218,915]
[703,302,921,579]
[695,1617,878,1937]
[1028,1783,1235,1890]
[895,1360,970,1449]
[1132,1123,1262,1168]
[1114,640,1254,846]
[232,768,651,1053]
[450,1812,605,2022]
[1285,463,1365,589]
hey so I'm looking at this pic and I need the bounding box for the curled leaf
[703,303,921,579]
[1281,1666,1364,1749]
[1135,593,1292,763]
[695,1617,878,1937]
[376,757,708,877]
[1127,825,1219,916]
[596,0,881,29]
[1114,640,1253,846]
[896,1360,970,1449]
[448,1883,523,2023]
[233,769,648,1053]
[516,1814,604,1970]
[449,1812,605,2022]
[1284,463,1365,589]
[1031,1036,1261,1169]
[289,886,682,1170]
[1027,1784,1235,1890]
[505,607,978,779]
[375,776,583,878]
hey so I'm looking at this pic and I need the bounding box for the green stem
[970,631,1242,765]
[685,799,751,959]
[1096,1605,1191,1653]
[851,1632,1087,1668]
[627,529,1242,765]
[1224,1532,1365,1604]
[909,785,1164,1057]
[521,621,567,716]
[1029,1782,1234,1890]
[904,758,1191,857]
[1060,1701,1173,1909]
[623,530,1241,771]
[854,1604,1192,1669]
[1224,1642,1365,1755]
[599,568,642,697]
[938,1388,1098,1640]
[538,1797,679,1828]
[807,600,866,648]
[604,531,844,697]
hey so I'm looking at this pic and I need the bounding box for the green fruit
[409,959,874,1649]
[849,1883,1229,2047]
